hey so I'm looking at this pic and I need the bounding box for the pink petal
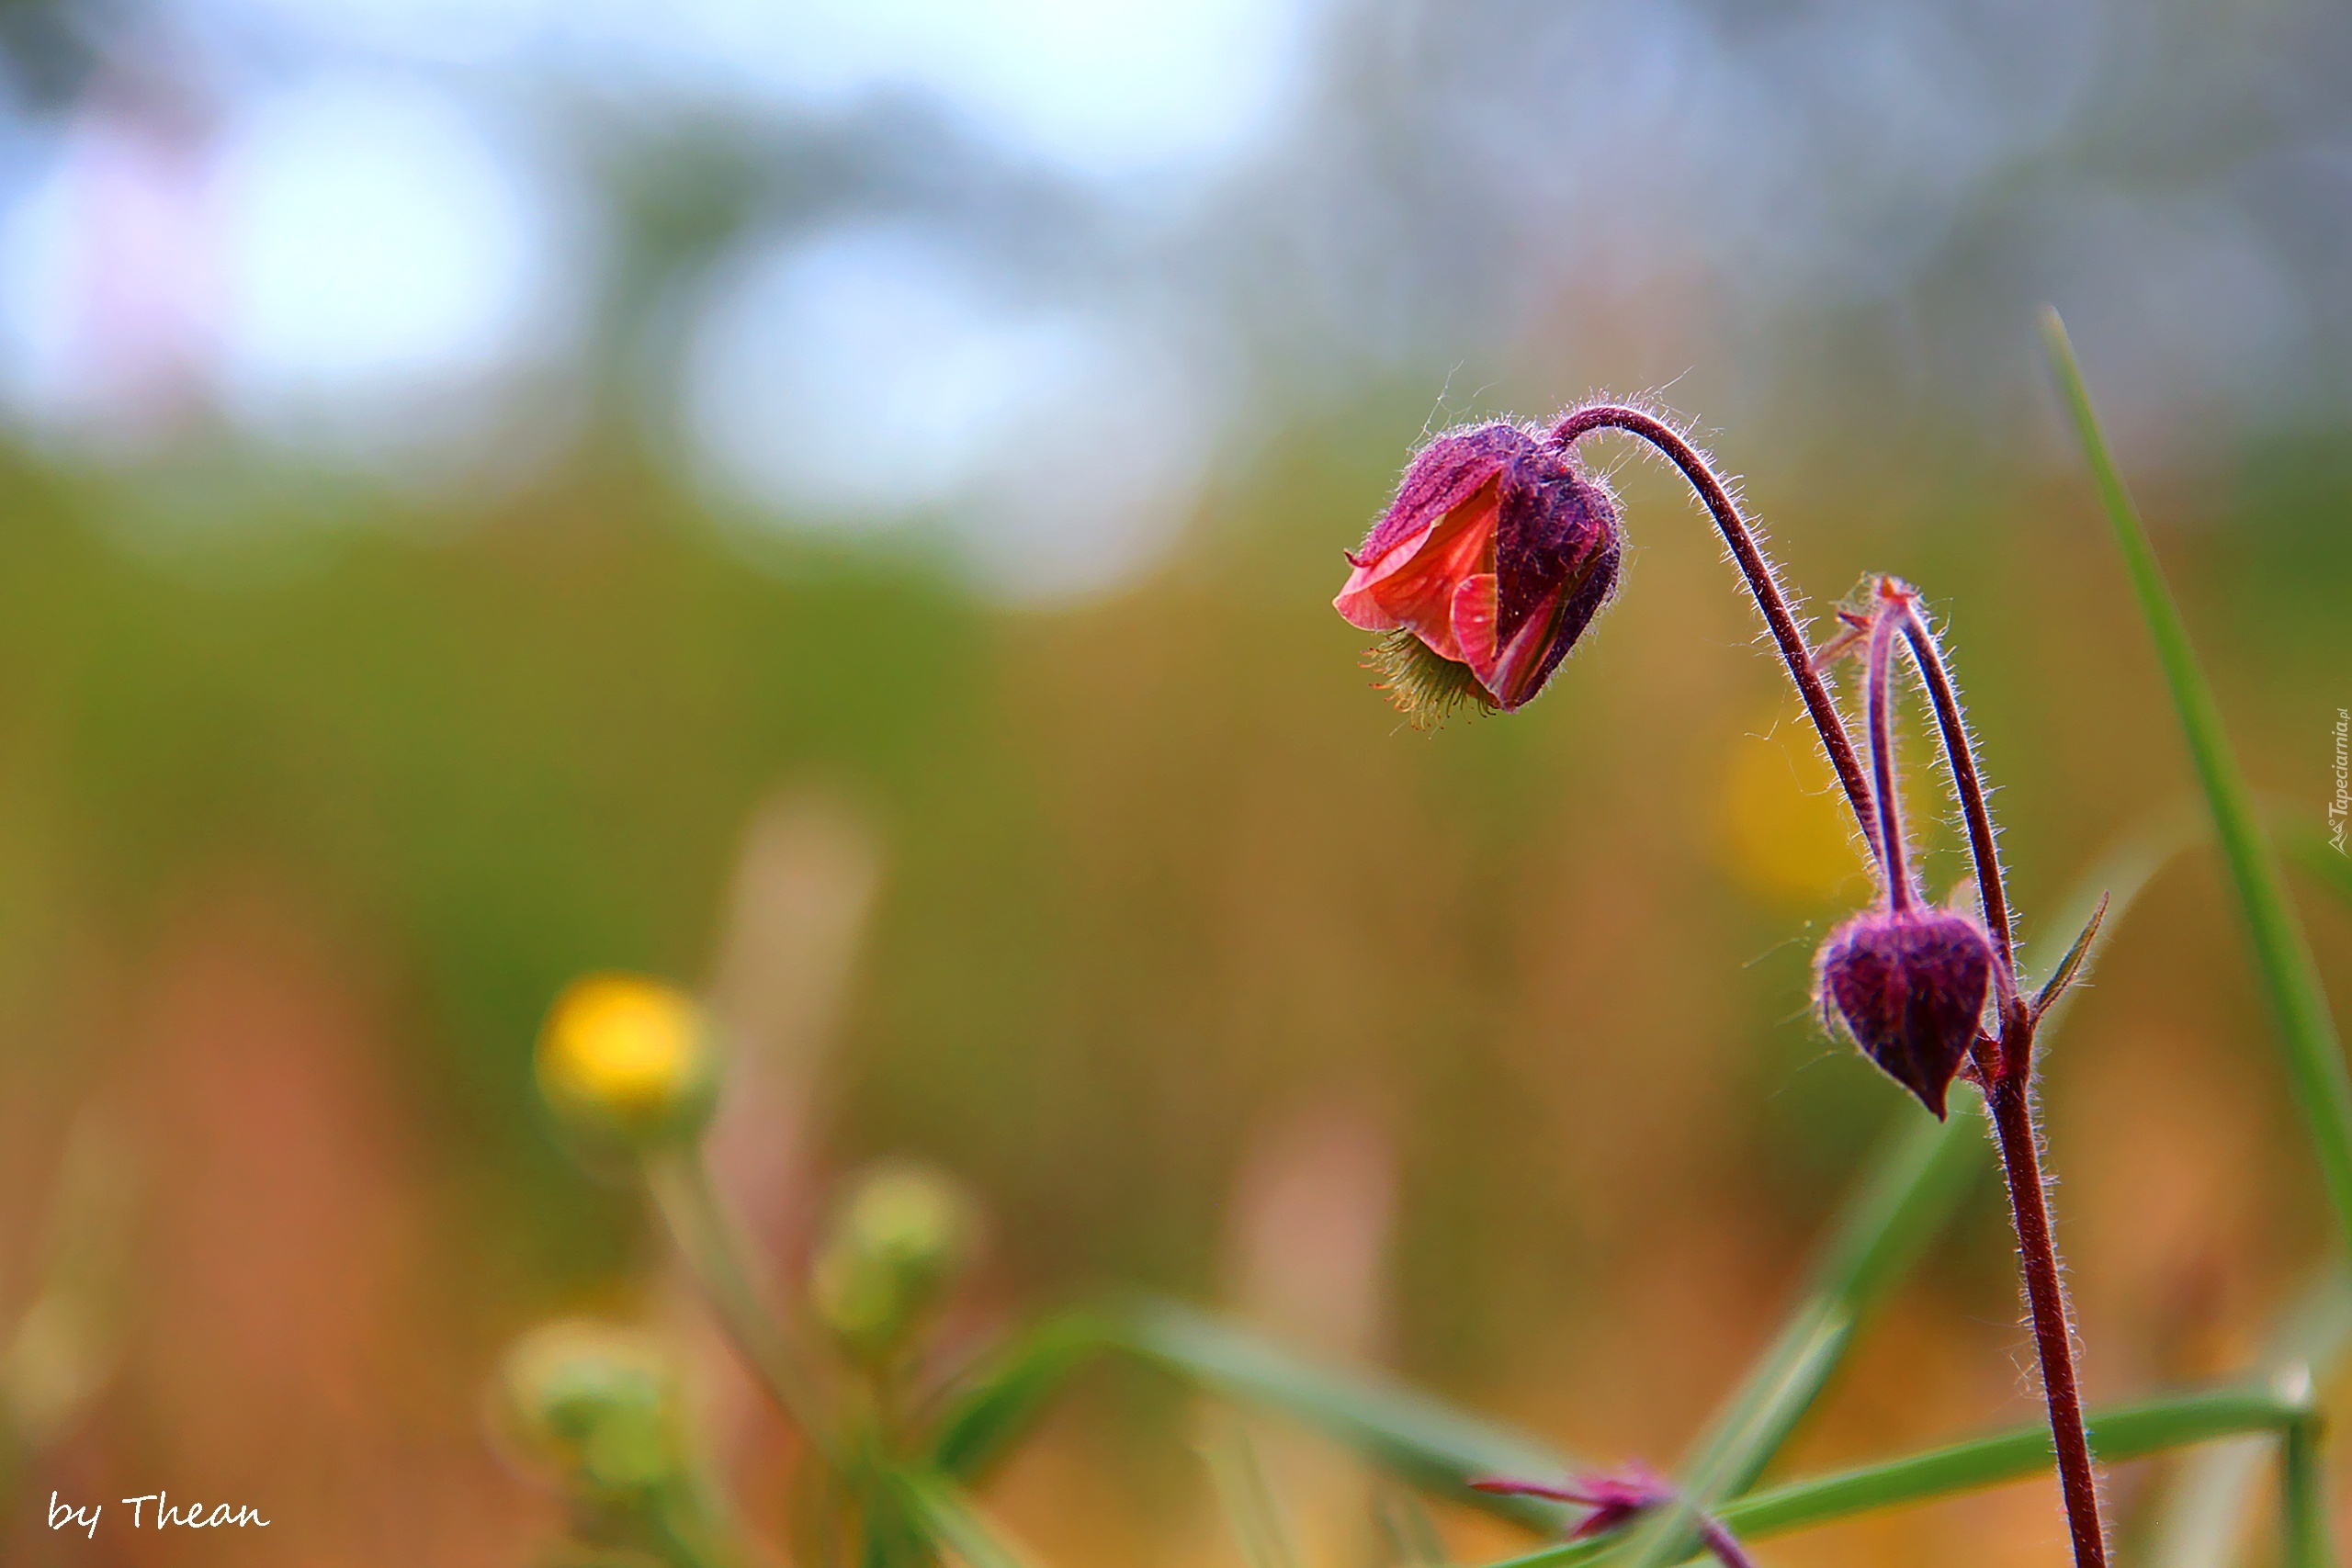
[1333,479,1500,660]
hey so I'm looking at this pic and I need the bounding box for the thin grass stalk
[1611,1106,1980,1568]
[1120,1298,1577,1534]
[2041,309,2352,1256]
[894,1469,1046,1568]
[1376,1485,1454,1568]
[2279,1403,2334,1568]
[642,1145,841,1469]
[2146,831,2352,1564]
[2143,1267,2352,1567]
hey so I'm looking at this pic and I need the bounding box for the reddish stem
[1895,604,2019,1019]
[1699,1519,1760,1568]
[1988,1070,2109,1568]
[1891,597,2108,1568]
[1550,406,1880,865]
[1864,593,1914,912]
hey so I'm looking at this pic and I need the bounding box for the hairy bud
[1816,908,1994,1119]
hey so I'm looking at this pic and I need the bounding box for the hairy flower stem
[1987,1073,2108,1568]
[1887,593,2109,1568]
[1551,406,1879,862]
[1864,593,1913,912]
[1896,605,2020,1021]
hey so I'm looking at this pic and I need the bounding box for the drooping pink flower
[1335,423,1621,721]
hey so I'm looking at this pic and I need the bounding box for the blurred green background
[0,0,2346,1562]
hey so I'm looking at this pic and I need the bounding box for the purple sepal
[1349,424,1532,569]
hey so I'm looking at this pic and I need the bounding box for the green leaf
[2042,309,2352,1256]
[893,1470,1043,1568]
[929,1312,1114,1482]
[2278,1395,2334,1568]
[1486,1384,2311,1568]
[2143,1267,2352,1568]
[1114,1298,1579,1534]
[2030,892,2109,1023]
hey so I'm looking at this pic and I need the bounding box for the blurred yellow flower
[1717,707,1870,906]
[537,974,717,1145]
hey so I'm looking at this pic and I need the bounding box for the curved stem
[1864,597,1913,912]
[1894,604,2018,1014]
[1550,405,1878,864]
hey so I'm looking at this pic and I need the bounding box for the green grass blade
[1611,1108,1982,1568]
[1716,1386,2301,1543]
[1486,1385,2307,1568]
[2280,1401,2334,1568]
[929,1312,1114,1482]
[1686,1102,1990,1495]
[895,1469,1046,1568]
[1114,1297,1579,1533]
[2041,308,2352,1253]
[2144,1268,2352,1568]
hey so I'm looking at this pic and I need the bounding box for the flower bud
[1335,423,1621,724]
[496,1321,684,1499]
[537,975,718,1150]
[809,1160,980,1363]
[1815,908,1994,1119]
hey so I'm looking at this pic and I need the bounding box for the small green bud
[537,976,719,1150]
[809,1161,980,1363]
[497,1321,684,1499]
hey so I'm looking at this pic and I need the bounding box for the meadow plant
[497,321,2344,1568]
[1337,401,2112,1564]
[495,1321,741,1568]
